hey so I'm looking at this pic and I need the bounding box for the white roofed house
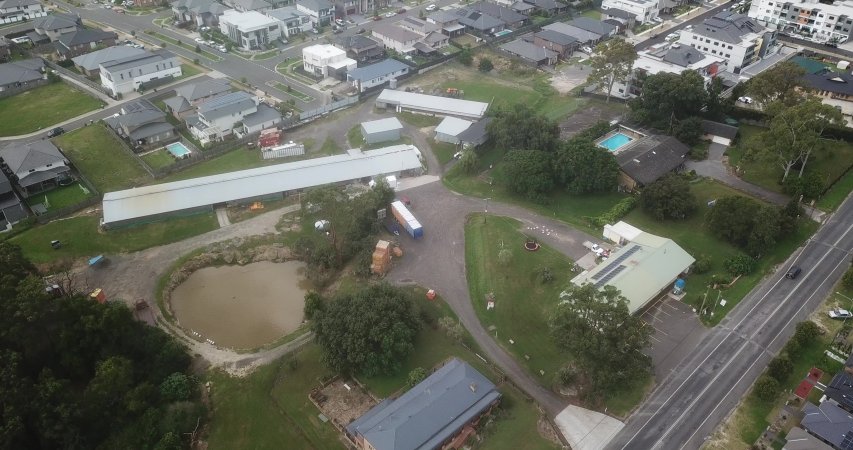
[266,6,313,38]
[220,9,284,51]
[186,91,281,145]
[302,43,356,79]
[99,50,182,97]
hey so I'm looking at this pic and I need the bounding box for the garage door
[711,136,731,146]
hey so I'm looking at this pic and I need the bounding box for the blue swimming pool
[166,142,191,158]
[598,133,633,152]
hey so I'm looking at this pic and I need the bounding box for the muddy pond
[170,261,310,349]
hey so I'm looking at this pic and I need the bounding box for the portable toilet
[673,278,686,295]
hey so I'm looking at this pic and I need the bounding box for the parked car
[785,265,802,279]
[397,8,406,13]
[829,309,853,319]
[217,45,227,53]
[665,33,680,41]
[356,27,366,33]
[335,18,344,26]
[47,127,65,138]
[373,15,382,20]
[581,45,593,54]
[425,3,437,10]
[737,96,753,104]
[194,37,204,43]
[384,11,396,17]
[683,24,694,30]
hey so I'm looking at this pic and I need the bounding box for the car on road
[397,7,406,13]
[684,24,694,30]
[425,3,436,10]
[373,15,382,20]
[738,96,753,104]
[335,18,344,26]
[829,309,853,319]
[194,37,204,43]
[47,127,65,138]
[384,11,396,17]
[581,45,593,54]
[216,45,227,52]
[785,265,802,279]
[356,27,366,33]
[665,32,680,41]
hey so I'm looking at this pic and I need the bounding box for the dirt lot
[559,104,626,139]
[315,379,378,429]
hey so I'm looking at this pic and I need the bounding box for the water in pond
[170,261,310,349]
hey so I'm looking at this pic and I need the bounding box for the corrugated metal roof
[377,89,489,119]
[435,116,472,136]
[102,145,423,225]
[361,117,403,134]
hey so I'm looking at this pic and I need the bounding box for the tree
[724,254,756,276]
[767,355,793,382]
[458,149,479,174]
[553,138,619,194]
[407,367,427,387]
[672,116,703,146]
[0,242,36,299]
[437,317,465,342]
[303,291,326,320]
[704,76,730,121]
[746,61,806,109]
[311,283,421,376]
[457,48,472,66]
[549,284,652,396]
[628,70,708,132]
[478,57,493,72]
[705,196,763,248]
[500,150,554,200]
[587,38,637,102]
[639,174,697,220]
[488,104,560,153]
[746,205,781,256]
[753,375,780,402]
[159,373,192,402]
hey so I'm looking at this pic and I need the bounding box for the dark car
[356,28,366,34]
[373,15,382,20]
[785,266,802,279]
[47,127,65,138]
[397,7,406,13]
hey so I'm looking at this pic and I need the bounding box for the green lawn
[54,124,151,192]
[727,125,853,200]
[397,111,442,128]
[347,125,364,148]
[623,179,818,325]
[158,146,277,182]
[141,149,176,170]
[9,214,218,264]
[271,81,314,102]
[818,169,853,210]
[431,139,458,165]
[0,83,103,136]
[252,49,279,60]
[580,9,601,19]
[177,62,203,79]
[25,182,94,210]
[320,137,341,155]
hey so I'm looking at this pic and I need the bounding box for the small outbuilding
[434,116,473,144]
[360,117,404,145]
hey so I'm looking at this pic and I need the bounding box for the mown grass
[0,82,103,136]
[25,181,94,210]
[54,124,151,192]
[141,148,176,169]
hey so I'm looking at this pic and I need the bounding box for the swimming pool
[166,142,191,158]
[597,132,633,152]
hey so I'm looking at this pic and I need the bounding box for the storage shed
[360,117,404,145]
[434,116,473,144]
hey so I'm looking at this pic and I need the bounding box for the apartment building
[677,11,775,73]
[748,0,853,44]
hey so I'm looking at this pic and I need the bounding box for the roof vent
[469,382,478,393]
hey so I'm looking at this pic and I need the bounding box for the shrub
[540,266,554,284]
[478,57,494,72]
[844,266,853,290]
[407,367,427,387]
[159,373,192,402]
[692,256,712,274]
[767,355,793,382]
[303,291,325,320]
[589,197,638,228]
[724,254,756,276]
[794,321,821,346]
[753,375,780,402]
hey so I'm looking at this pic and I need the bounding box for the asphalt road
[607,193,853,450]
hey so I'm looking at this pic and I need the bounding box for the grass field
[9,213,219,264]
[431,139,458,165]
[818,169,853,211]
[0,83,103,136]
[24,182,94,211]
[157,146,275,182]
[271,81,313,102]
[727,125,853,203]
[54,124,151,192]
[347,125,364,148]
[397,111,442,128]
[252,49,279,60]
[320,137,341,155]
[141,148,175,169]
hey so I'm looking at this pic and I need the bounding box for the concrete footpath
[556,406,625,450]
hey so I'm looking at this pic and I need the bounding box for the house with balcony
[220,9,284,50]
[0,0,45,23]
[677,11,776,73]
[346,58,409,92]
[0,140,70,196]
[103,99,178,151]
[602,0,658,24]
[187,91,281,144]
[337,34,384,64]
[72,46,147,77]
[163,78,233,119]
[296,0,333,27]
[99,50,182,97]
[748,0,853,44]
[302,43,356,78]
[55,29,118,60]
[531,29,578,58]
[172,0,229,28]
[229,0,273,13]
[0,170,26,230]
[266,6,313,37]
[32,13,81,42]
[372,23,421,53]
[426,10,467,36]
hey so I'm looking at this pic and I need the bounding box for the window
[120,73,124,80]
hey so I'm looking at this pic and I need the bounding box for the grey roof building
[198,91,257,121]
[522,0,567,13]
[569,17,617,36]
[174,78,232,103]
[0,140,70,194]
[337,35,384,64]
[241,103,282,133]
[535,29,578,46]
[801,401,853,449]
[695,11,763,44]
[603,8,634,20]
[500,38,558,65]
[783,426,834,450]
[469,1,528,27]
[72,46,146,75]
[55,29,118,58]
[615,135,690,188]
[700,120,738,142]
[104,99,177,148]
[346,358,501,450]
[543,21,602,44]
[346,58,409,83]
[663,45,709,67]
[802,71,853,98]
[457,117,492,148]
[0,169,27,229]
[32,13,80,38]
[824,353,853,413]
[0,58,44,90]
[231,0,272,11]
[456,8,505,33]
[361,117,404,145]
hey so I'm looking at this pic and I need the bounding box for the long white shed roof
[376,89,489,119]
[102,145,423,225]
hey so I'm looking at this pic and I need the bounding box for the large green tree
[640,174,697,220]
[705,196,785,255]
[488,104,561,153]
[550,284,652,396]
[311,283,421,377]
[553,139,619,194]
[628,70,708,131]
[500,149,554,200]
[746,61,806,110]
[587,38,638,103]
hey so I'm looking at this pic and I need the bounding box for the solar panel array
[594,265,626,288]
[590,245,640,281]
[840,432,853,450]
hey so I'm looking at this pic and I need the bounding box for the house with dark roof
[32,13,81,41]
[296,0,333,27]
[346,58,409,92]
[469,1,528,28]
[345,358,501,450]
[511,1,535,15]
[172,0,228,27]
[568,17,618,38]
[675,11,774,73]
[613,134,690,190]
[187,91,281,144]
[783,426,834,450]
[426,10,466,36]
[522,0,567,14]
[55,28,118,60]
[103,99,178,150]
[72,46,147,77]
[542,19,615,45]
[801,71,853,103]
[500,38,558,66]
[163,78,233,119]
[0,170,26,230]
[99,50,182,97]
[0,58,45,92]
[458,117,492,148]
[0,38,8,62]
[602,7,635,29]
[372,23,422,53]
[824,353,853,414]
[455,8,506,35]
[337,35,385,64]
[532,29,578,58]
[0,140,70,195]
[801,401,853,449]
[229,0,273,12]
[701,120,738,146]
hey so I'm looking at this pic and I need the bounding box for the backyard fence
[299,96,359,121]
[32,172,101,225]
[0,78,48,99]
[44,60,112,97]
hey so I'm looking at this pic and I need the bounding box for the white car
[581,45,593,54]
[829,309,853,319]
[425,3,437,10]
[194,37,204,43]
[665,33,680,41]
[335,18,344,26]
[384,11,396,17]
[738,96,754,104]
[217,45,227,53]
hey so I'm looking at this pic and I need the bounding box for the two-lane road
[609,195,853,449]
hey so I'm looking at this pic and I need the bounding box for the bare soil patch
[313,379,378,430]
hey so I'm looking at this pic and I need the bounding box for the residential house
[398,16,440,36]
[187,91,281,144]
[801,401,853,449]
[416,31,449,54]
[296,0,333,27]
[241,102,281,133]
[455,8,506,36]
[426,10,466,36]
[470,2,528,28]
[782,427,833,450]
[568,17,618,39]
[0,58,45,92]
[801,70,853,103]
[32,13,81,41]
[71,46,147,77]
[601,0,658,24]
[99,50,182,97]
[396,17,449,53]
[823,352,853,413]
[500,39,558,65]
[334,0,359,19]
[677,11,776,73]
[163,78,232,119]
[602,7,637,29]
[55,29,118,60]
[511,1,536,15]
[266,6,313,38]
[457,117,492,148]
[229,0,273,13]
[302,43,356,78]
[103,99,178,150]
[346,58,409,92]
[748,0,853,44]
[0,0,45,23]
[532,29,578,58]
[434,116,473,144]
[336,34,384,64]
[172,0,229,28]
[0,170,26,229]
[522,0,567,15]
[220,10,284,50]
[700,120,738,146]
[614,134,690,190]
[372,23,421,53]
[0,140,70,195]
[345,358,501,450]
[542,19,616,45]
